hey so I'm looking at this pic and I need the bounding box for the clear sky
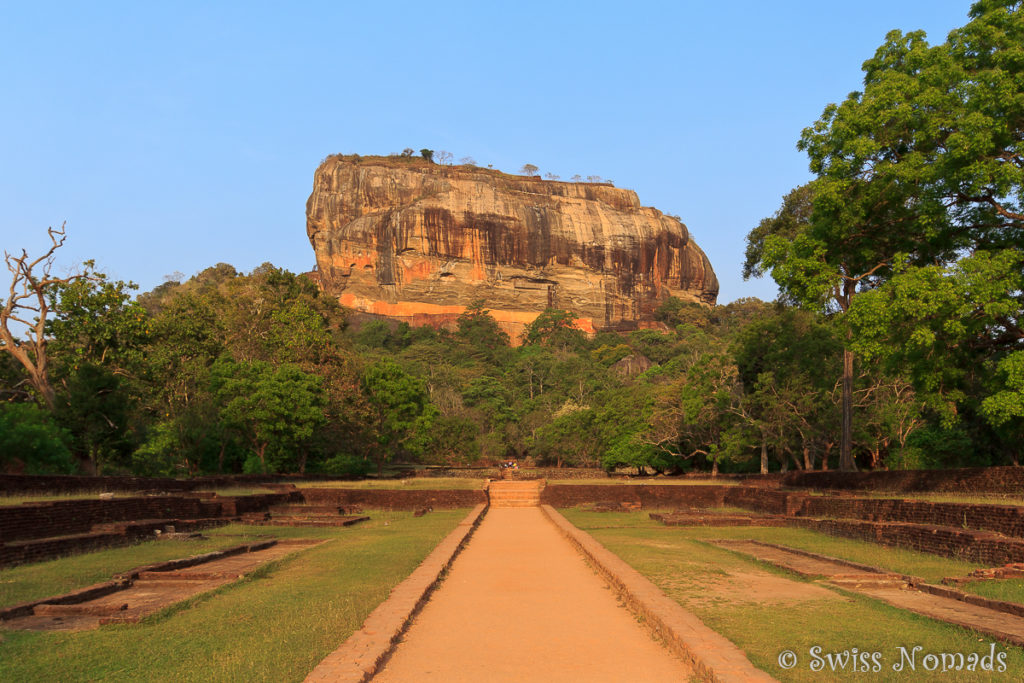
[1,0,977,304]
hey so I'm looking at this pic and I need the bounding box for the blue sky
[1,1,976,304]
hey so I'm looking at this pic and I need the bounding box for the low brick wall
[0,519,229,567]
[300,488,486,510]
[0,497,223,543]
[788,517,1024,565]
[780,466,1024,493]
[798,497,1024,539]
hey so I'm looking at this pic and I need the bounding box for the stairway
[488,480,545,508]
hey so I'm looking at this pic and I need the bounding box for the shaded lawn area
[562,508,1024,681]
[298,477,487,490]
[0,510,468,682]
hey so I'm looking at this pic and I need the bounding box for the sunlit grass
[0,510,468,682]
[546,478,740,486]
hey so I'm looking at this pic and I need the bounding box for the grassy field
[0,510,469,682]
[545,477,740,486]
[297,477,487,490]
[563,508,1022,681]
[0,487,281,507]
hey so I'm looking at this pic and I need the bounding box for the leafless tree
[459,156,476,166]
[544,172,560,180]
[436,150,454,165]
[1,224,91,409]
[520,164,539,176]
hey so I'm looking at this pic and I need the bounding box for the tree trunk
[840,346,856,471]
[760,435,768,475]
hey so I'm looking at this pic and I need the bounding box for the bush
[0,403,77,474]
[321,454,372,477]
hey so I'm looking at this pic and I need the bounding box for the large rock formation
[306,155,718,341]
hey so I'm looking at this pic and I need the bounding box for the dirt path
[373,507,693,682]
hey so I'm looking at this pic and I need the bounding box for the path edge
[541,505,777,683]
[304,504,488,683]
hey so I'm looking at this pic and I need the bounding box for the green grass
[854,491,1024,507]
[298,477,487,490]
[961,579,1024,606]
[546,478,740,486]
[0,487,280,507]
[562,508,1021,680]
[0,510,468,682]
[0,531,281,608]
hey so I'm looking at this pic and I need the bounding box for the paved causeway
[374,507,692,682]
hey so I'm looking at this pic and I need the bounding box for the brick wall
[0,493,293,543]
[299,488,486,510]
[780,466,1024,493]
[798,497,1024,538]
[787,517,1024,565]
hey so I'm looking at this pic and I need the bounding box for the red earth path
[373,507,693,682]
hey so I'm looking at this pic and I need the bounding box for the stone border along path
[712,539,1024,648]
[309,503,774,683]
[305,504,488,682]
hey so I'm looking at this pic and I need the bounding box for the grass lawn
[0,487,282,507]
[546,478,740,486]
[298,477,487,490]
[961,579,1024,606]
[0,510,468,682]
[0,530,286,609]
[563,508,1022,681]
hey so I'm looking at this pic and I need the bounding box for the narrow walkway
[374,507,692,682]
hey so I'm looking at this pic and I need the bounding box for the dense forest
[1,0,1021,476]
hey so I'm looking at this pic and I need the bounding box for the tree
[0,402,76,474]
[420,149,434,163]
[212,359,327,473]
[455,300,510,362]
[520,164,539,177]
[544,173,560,180]
[522,309,586,352]
[459,156,477,166]
[436,150,453,165]
[798,1,1024,465]
[401,148,415,157]
[746,2,1024,469]
[1,224,95,409]
[360,359,436,473]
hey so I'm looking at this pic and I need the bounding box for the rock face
[306,156,718,341]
